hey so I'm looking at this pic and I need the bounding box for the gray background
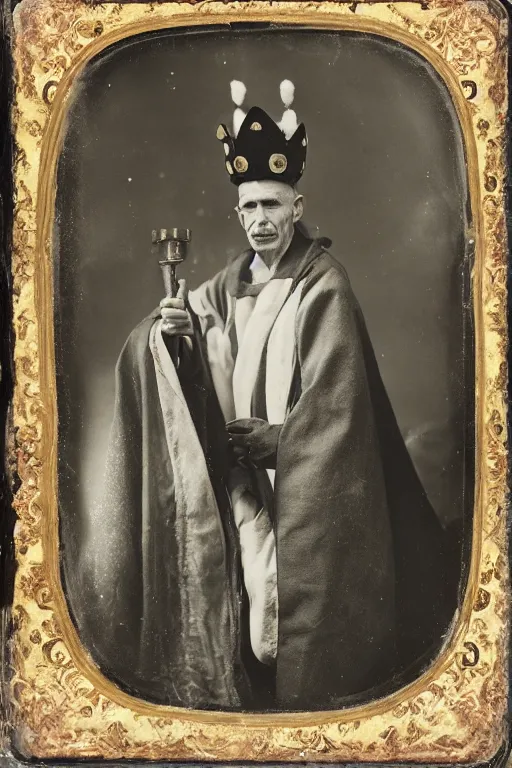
[55,28,471,573]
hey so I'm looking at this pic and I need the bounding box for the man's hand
[160,279,194,337]
[227,418,282,469]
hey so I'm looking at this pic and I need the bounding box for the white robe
[188,252,301,666]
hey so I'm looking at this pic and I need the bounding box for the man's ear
[292,195,304,223]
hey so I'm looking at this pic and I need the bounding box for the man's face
[236,180,304,263]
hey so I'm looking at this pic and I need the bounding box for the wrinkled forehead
[238,180,295,208]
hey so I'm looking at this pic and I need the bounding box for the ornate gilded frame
[7,0,509,762]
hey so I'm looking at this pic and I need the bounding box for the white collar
[249,252,276,284]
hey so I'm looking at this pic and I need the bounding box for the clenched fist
[160,279,194,337]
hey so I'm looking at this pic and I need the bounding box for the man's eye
[243,203,257,211]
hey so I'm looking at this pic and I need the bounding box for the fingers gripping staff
[152,227,194,337]
[160,281,193,337]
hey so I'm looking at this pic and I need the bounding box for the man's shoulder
[300,246,355,299]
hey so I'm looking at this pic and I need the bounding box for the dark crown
[217,105,307,187]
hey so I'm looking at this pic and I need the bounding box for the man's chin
[250,236,278,253]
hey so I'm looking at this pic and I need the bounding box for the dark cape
[204,229,455,708]
[67,229,456,711]
[69,315,246,708]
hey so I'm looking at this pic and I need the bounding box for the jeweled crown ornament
[217,79,307,186]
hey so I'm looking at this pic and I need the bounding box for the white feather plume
[278,109,298,140]
[230,80,247,136]
[233,108,247,137]
[230,80,247,107]
[278,79,298,138]
[280,79,295,108]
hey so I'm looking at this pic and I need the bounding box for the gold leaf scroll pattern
[423,0,503,76]
[9,597,118,753]
[482,133,507,273]
[8,0,509,762]
[386,0,504,119]
[11,174,42,555]
[11,305,43,558]
[479,115,508,607]
[10,0,124,754]
[281,687,463,761]
[464,3,509,748]
[8,590,499,763]
[367,628,497,757]
[16,0,107,103]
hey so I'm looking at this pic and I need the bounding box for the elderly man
[80,85,451,712]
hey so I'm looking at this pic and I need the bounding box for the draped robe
[68,228,453,711]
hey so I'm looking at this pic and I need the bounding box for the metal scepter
[151,228,191,299]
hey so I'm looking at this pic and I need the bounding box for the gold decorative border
[8,0,509,762]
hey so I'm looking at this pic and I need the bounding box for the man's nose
[254,204,269,225]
